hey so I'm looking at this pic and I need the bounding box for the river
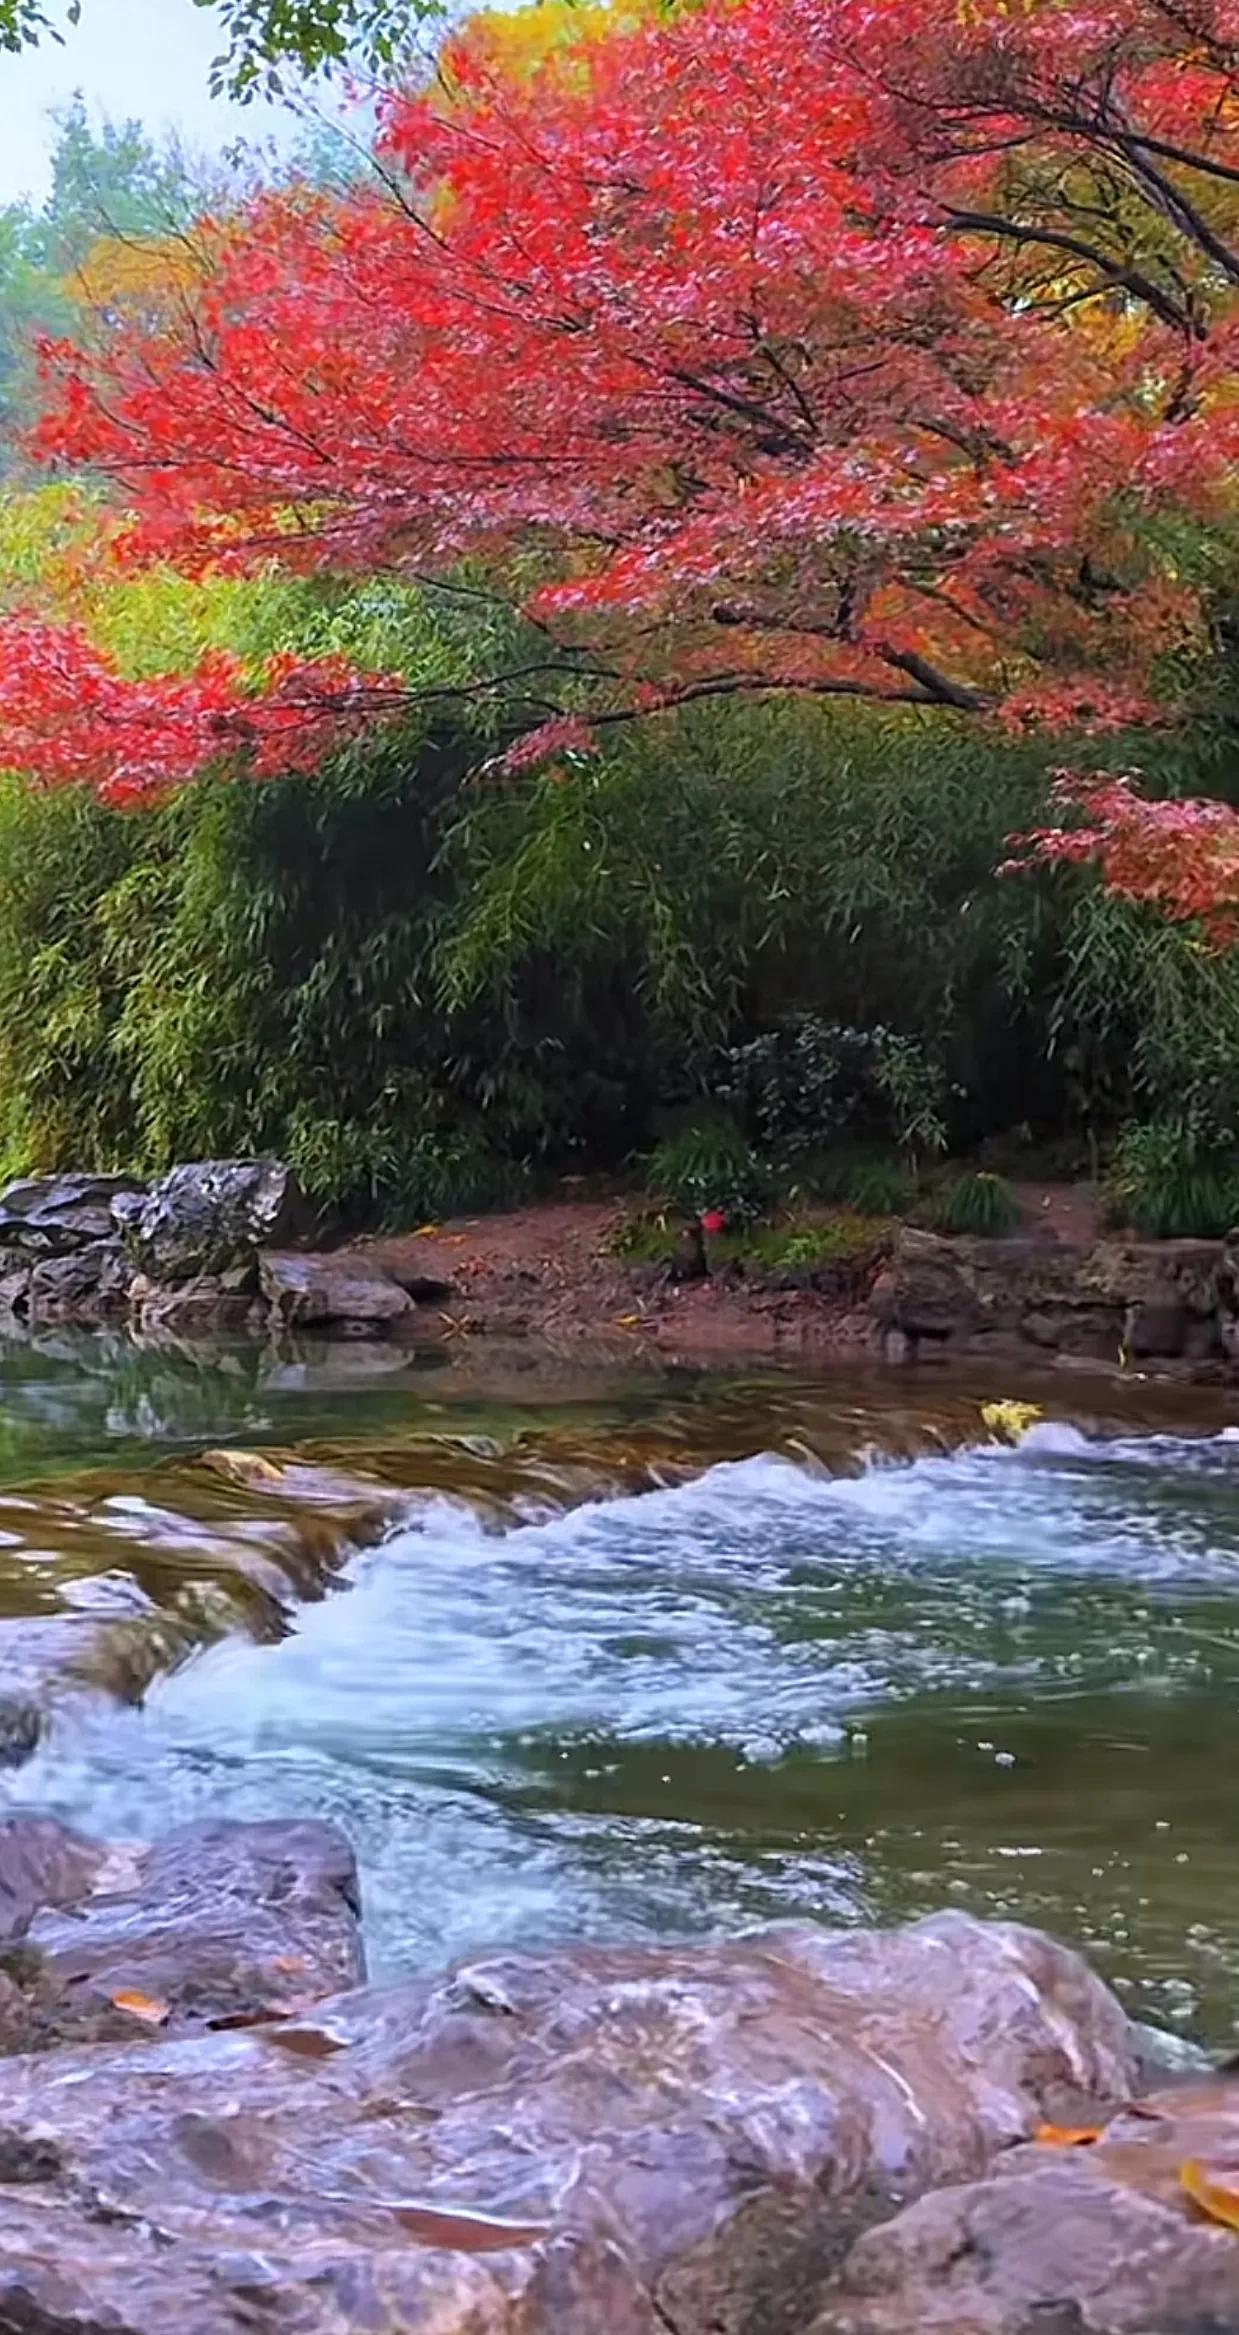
[0,1330,1237,2045]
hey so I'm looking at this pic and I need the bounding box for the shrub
[837,1154,915,1218]
[642,1117,767,1219]
[930,1171,1021,1237]
[1106,1122,1239,1239]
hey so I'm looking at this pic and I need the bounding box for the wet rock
[261,1249,415,1332]
[871,1228,1225,1368]
[126,1159,304,1286]
[0,1911,1135,2333]
[817,2078,1239,2332]
[0,1172,148,1256]
[0,1815,105,1943]
[21,1818,363,2043]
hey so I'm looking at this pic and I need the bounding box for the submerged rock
[0,1906,1135,2332]
[126,1159,305,1286]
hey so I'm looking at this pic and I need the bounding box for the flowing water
[2,1328,1239,2043]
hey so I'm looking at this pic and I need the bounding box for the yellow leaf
[981,1400,1043,1445]
[1034,2123,1103,2148]
[414,1223,441,1237]
[1181,2158,1239,2232]
[111,1989,170,2026]
[614,1313,642,1327]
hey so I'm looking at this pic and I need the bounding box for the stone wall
[869,1226,1239,1372]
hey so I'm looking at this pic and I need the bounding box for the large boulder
[817,2079,1239,2333]
[260,1248,416,1333]
[870,1227,1225,1366]
[124,1159,305,1286]
[0,1171,148,1257]
[0,1909,1135,2333]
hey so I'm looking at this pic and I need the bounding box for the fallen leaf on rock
[1181,2158,1239,2231]
[614,1313,642,1328]
[111,1989,170,2026]
[393,2204,550,2252]
[415,1224,442,1237]
[1035,2123,1103,2147]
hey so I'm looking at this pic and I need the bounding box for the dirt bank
[356,1193,880,1364]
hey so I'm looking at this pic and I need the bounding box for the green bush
[837,1155,915,1218]
[930,1171,1021,1237]
[642,1118,767,1219]
[1106,1122,1239,1238]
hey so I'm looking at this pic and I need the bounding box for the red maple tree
[4,0,1239,915]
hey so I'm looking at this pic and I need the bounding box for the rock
[0,1171,148,1256]
[0,1911,1135,2333]
[871,1227,1227,1367]
[126,1160,304,1286]
[18,1818,363,2045]
[817,2078,1239,2333]
[260,1249,415,1332]
[0,1815,106,1943]
[129,1269,263,1334]
[26,1241,132,1322]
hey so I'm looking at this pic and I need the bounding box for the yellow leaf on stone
[1181,2158,1239,2232]
[614,1314,642,1328]
[111,1989,170,2026]
[980,1400,1043,1446]
[1034,2122,1103,2148]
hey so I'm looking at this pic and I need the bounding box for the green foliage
[929,1172,1021,1237]
[612,1207,890,1273]
[836,1155,916,1218]
[2,547,1239,1226]
[641,1117,766,1220]
[0,0,441,96]
[1106,1122,1239,1239]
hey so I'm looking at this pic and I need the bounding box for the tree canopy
[0,0,437,95]
[4,0,1239,925]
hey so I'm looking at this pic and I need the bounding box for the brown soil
[354,1193,879,1365]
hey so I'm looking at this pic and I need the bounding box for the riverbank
[6,1161,1239,1384]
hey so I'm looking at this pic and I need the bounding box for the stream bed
[0,1329,1238,2043]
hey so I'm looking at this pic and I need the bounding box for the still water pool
[1,1331,1238,2042]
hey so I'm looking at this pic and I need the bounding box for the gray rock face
[261,1248,415,1332]
[26,1241,133,1321]
[126,1159,305,1285]
[817,2081,1239,2333]
[0,1905,1135,2335]
[0,1172,148,1256]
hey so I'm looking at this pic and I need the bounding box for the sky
[0,0,303,204]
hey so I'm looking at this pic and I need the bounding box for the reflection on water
[0,1328,1238,2040]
